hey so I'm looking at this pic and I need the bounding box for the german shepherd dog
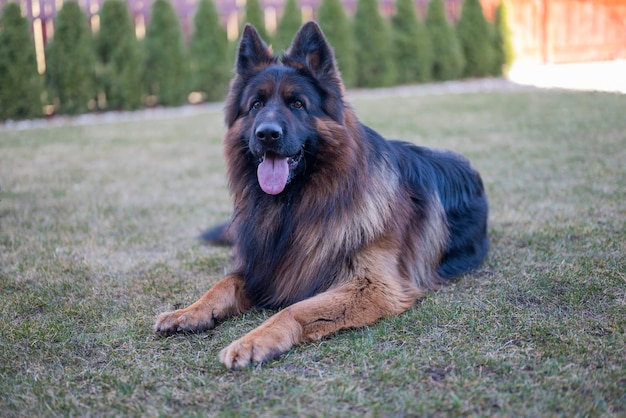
[155,22,489,369]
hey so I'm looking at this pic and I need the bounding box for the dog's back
[392,141,489,279]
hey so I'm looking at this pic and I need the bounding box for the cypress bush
[273,0,301,53]
[353,0,396,87]
[493,0,514,75]
[457,0,495,77]
[317,0,356,87]
[144,0,188,106]
[0,3,42,120]
[96,0,143,110]
[425,0,465,81]
[244,0,268,41]
[189,0,230,102]
[392,0,433,84]
[45,1,96,115]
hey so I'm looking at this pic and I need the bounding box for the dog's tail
[198,221,233,246]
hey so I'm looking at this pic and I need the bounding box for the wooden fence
[483,0,626,63]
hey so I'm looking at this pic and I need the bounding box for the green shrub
[457,0,495,77]
[244,0,269,41]
[0,3,42,120]
[144,0,188,106]
[273,0,301,52]
[189,0,230,102]
[392,0,433,84]
[425,0,465,81]
[353,0,396,87]
[45,1,96,115]
[317,0,356,87]
[493,0,514,75]
[96,0,143,110]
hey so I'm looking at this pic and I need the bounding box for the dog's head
[224,22,346,196]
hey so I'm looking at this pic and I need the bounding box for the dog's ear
[284,21,338,80]
[235,24,275,78]
[283,21,345,123]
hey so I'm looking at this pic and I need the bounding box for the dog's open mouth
[257,149,304,195]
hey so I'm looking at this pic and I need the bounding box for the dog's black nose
[255,123,282,143]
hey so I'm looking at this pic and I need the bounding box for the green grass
[1,88,625,416]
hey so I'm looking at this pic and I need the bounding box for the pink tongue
[257,154,289,195]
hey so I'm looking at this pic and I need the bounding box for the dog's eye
[291,100,304,110]
[251,101,263,110]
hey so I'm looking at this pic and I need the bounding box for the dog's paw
[154,309,215,334]
[219,337,282,369]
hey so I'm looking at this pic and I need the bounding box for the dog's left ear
[236,24,276,79]
[284,21,338,80]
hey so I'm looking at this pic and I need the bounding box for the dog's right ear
[235,24,276,78]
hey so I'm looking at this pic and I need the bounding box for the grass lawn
[1,87,624,416]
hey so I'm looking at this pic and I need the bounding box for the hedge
[0,0,510,120]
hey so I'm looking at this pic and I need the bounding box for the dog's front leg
[155,273,252,334]
[219,276,421,369]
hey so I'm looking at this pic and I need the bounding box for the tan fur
[154,274,251,334]
[155,223,435,370]
[219,243,423,369]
